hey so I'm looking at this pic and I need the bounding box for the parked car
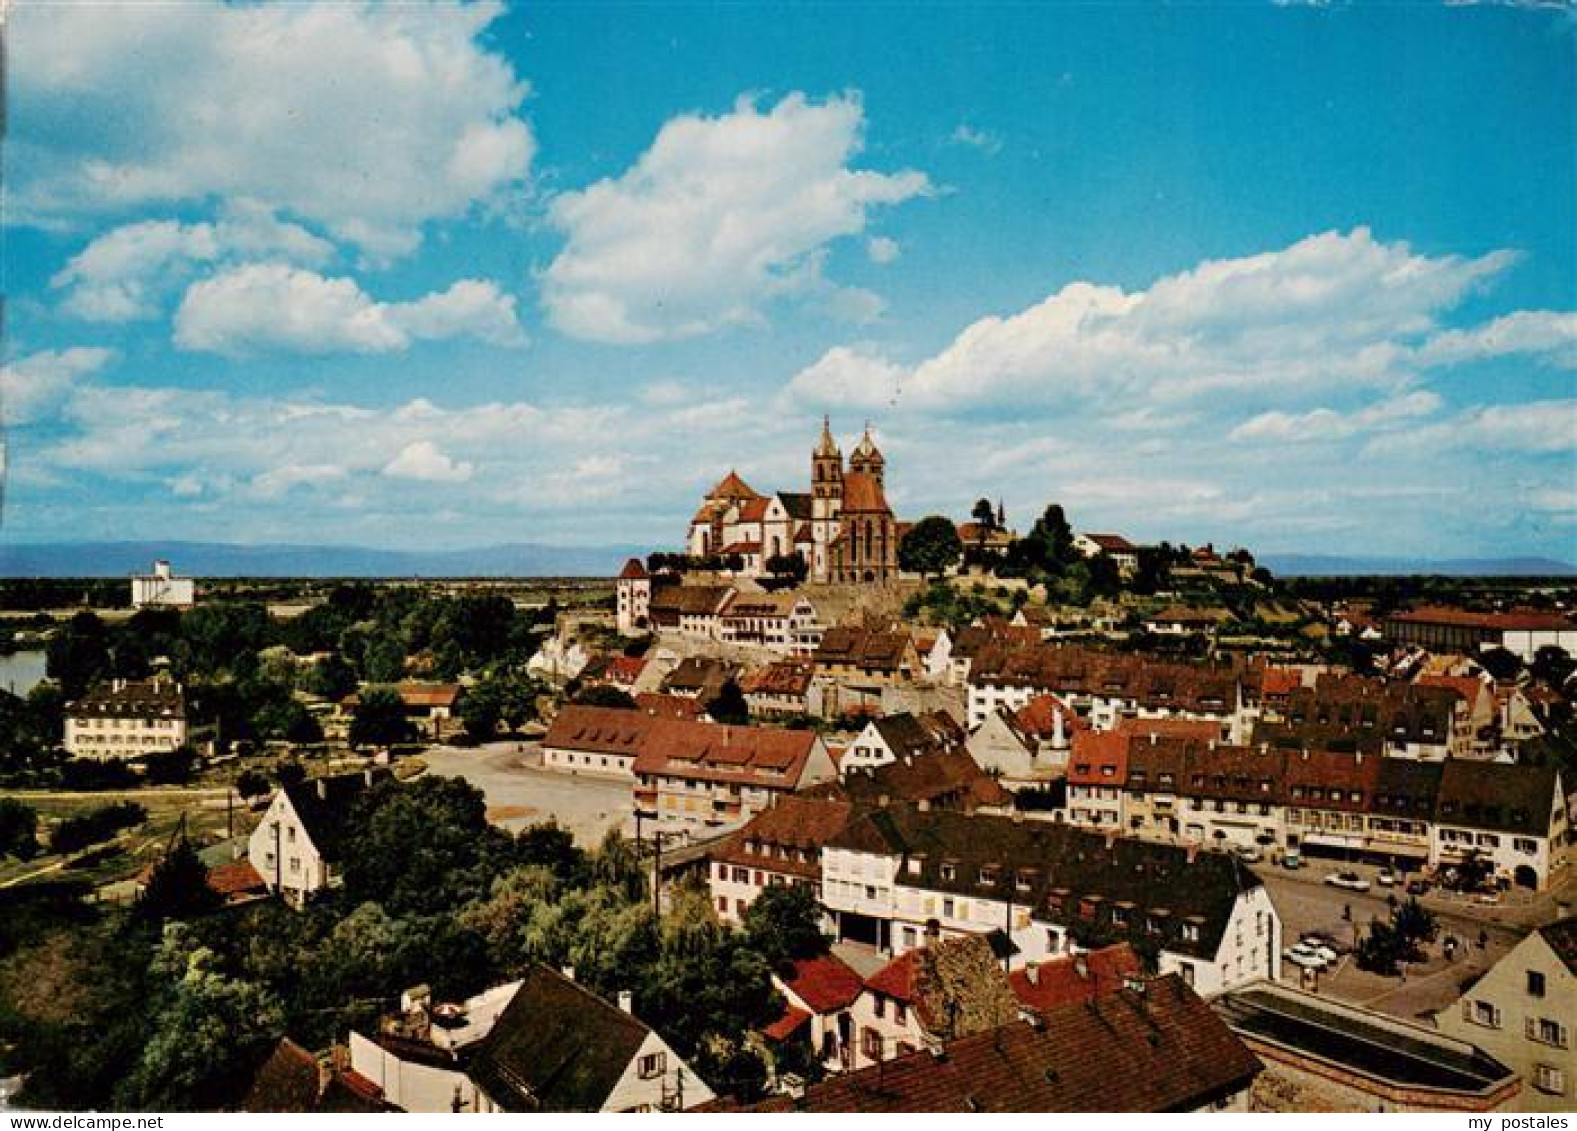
[1283,942,1329,970]
[1377,867,1399,887]
[1473,890,1502,906]
[1234,846,1263,863]
[1298,938,1339,965]
[1281,851,1303,870]
[1325,871,1371,892]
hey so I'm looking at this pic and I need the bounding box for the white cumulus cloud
[1,347,117,424]
[787,228,1562,412]
[382,440,475,483]
[9,1,534,256]
[173,266,525,356]
[542,92,930,343]
[51,201,336,321]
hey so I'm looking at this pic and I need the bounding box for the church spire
[815,414,840,457]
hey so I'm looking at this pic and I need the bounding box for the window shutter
[1527,1017,1539,1040]
[1462,1000,1472,1021]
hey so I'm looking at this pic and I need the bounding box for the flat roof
[1216,985,1514,1096]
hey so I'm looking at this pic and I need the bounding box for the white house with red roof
[763,953,866,1073]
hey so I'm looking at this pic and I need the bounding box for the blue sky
[3,0,1574,559]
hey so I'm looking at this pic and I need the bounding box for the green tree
[572,684,637,710]
[0,797,39,859]
[348,687,415,747]
[45,611,112,698]
[764,551,809,589]
[1478,647,1522,683]
[899,515,964,578]
[234,769,270,799]
[143,745,200,785]
[122,927,284,1110]
[460,681,503,740]
[706,679,751,726]
[971,497,997,531]
[340,776,515,916]
[136,839,223,924]
[301,651,357,701]
[741,883,828,969]
[1532,645,1574,690]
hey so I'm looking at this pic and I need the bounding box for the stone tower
[848,424,885,488]
[810,416,843,583]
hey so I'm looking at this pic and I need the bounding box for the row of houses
[1059,730,1571,888]
[708,796,1280,998]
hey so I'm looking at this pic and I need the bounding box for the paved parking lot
[1253,856,1566,1022]
[421,741,633,845]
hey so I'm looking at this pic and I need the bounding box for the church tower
[810,416,843,583]
[848,424,885,488]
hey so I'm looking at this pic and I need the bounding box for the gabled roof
[1009,942,1143,1013]
[632,718,822,788]
[711,795,855,878]
[618,557,648,580]
[542,704,654,756]
[1537,916,1577,976]
[1433,760,1561,837]
[241,1038,321,1113]
[707,469,761,502]
[723,975,1258,1112]
[839,470,891,514]
[779,953,865,1014]
[468,966,653,1113]
[829,805,1262,962]
[280,771,388,864]
[820,748,1010,810]
[815,626,913,672]
[777,491,815,520]
[1083,533,1137,552]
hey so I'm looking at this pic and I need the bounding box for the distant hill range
[0,541,647,579]
[1262,553,1577,578]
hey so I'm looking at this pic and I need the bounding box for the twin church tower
[686,418,899,585]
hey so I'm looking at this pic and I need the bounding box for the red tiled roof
[1260,668,1303,697]
[1085,534,1136,552]
[721,540,762,555]
[1014,694,1086,739]
[728,974,1260,1112]
[396,682,461,708]
[1115,716,1226,742]
[632,718,821,788]
[542,704,654,754]
[1009,943,1142,1013]
[781,953,865,1014]
[1415,674,1489,707]
[737,496,771,523]
[840,470,891,513]
[618,557,647,579]
[763,1006,812,1042]
[605,655,647,685]
[864,948,920,1004]
[634,692,707,720]
[708,470,761,501]
[1067,730,1128,786]
[207,859,266,898]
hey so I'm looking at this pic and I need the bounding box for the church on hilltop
[685,419,899,585]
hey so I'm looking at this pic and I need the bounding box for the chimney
[618,990,634,1014]
[1208,739,1216,751]
[317,778,328,801]
[916,798,929,812]
[364,768,375,787]
[1011,809,1024,824]
[1074,954,1089,979]
[1105,828,1119,852]
[880,793,893,808]
[1186,843,1199,865]
[1149,732,1157,746]
[561,965,576,982]
[1025,963,1040,986]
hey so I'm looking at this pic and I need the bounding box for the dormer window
[940,862,957,882]
[978,866,1000,887]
